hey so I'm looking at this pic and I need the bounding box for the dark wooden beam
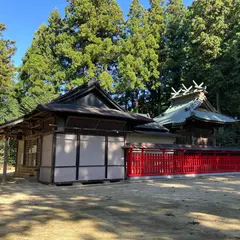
[2,134,9,184]
[51,133,56,184]
[105,136,108,179]
[49,124,133,134]
[76,134,80,181]
[31,116,45,120]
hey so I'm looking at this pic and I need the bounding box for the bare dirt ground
[0,175,239,240]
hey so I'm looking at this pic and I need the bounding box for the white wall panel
[108,137,124,142]
[54,167,76,182]
[108,141,124,165]
[80,135,105,166]
[107,137,125,179]
[78,167,105,180]
[81,135,105,141]
[108,166,124,179]
[55,134,77,166]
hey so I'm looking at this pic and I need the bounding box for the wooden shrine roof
[154,81,239,127]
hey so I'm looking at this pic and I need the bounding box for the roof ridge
[49,79,126,112]
[188,95,205,112]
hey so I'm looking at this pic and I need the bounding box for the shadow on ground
[0,174,240,240]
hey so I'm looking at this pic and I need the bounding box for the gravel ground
[0,175,239,240]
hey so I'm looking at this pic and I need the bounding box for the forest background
[1,0,240,163]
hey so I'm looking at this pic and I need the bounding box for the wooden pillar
[212,129,217,147]
[2,134,9,184]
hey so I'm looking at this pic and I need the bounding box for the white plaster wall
[55,134,77,166]
[108,137,125,142]
[107,137,125,180]
[80,135,105,166]
[108,137,124,166]
[126,133,175,144]
[78,166,105,180]
[41,134,53,167]
[54,167,76,182]
[108,166,124,179]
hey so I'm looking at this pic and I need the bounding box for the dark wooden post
[2,134,9,184]
[211,128,217,147]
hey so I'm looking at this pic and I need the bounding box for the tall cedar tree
[0,23,20,123]
[58,0,124,90]
[219,0,240,116]
[144,0,168,116]
[185,0,233,111]
[164,0,187,91]
[118,0,160,112]
[18,9,64,112]
[144,0,186,116]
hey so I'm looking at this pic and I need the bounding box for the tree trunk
[135,90,139,113]
[216,91,220,112]
[2,135,9,184]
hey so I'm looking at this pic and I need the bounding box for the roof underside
[124,143,240,152]
[133,130,180,138]
[134,122,169,132]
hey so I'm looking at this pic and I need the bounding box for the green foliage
[1,0,240,147]
[118,0,159,89]
[17,9,64,112]
[184,0,233,106]
[58,0,124,90]
[164,0,187,88]
[117,0,164,113]
[217,0,240,116]
[216,126,240,147]
[0,23,21,124]
[0,23,20,165]
[146,0,187,116]
[0,140,17,165]
[0,23,16,91]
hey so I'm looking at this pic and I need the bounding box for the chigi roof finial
[170,81,207,99]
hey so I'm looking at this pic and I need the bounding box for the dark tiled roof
[37,104,153,123]
[51,79,125,111]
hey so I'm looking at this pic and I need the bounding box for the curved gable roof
[155,92,238,126]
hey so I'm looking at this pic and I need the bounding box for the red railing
[126,148,240,177]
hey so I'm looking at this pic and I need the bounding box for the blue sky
[0,0,193,66]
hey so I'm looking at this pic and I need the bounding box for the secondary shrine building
[125,82,240,179]
[155,81,238,146]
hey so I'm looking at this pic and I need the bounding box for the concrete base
[128,172,240,181]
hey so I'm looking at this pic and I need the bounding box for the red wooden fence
[126,148,240,177]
